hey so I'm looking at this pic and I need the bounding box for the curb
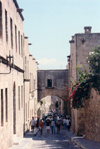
[71,138,86,149]
[66,131,86,149]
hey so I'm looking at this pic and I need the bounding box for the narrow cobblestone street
[25,128,81,149]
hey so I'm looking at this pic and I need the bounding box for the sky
[17,0,100,70]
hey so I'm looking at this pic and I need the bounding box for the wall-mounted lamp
[0,54,13,74]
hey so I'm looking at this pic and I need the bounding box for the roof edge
[13,0,24,21]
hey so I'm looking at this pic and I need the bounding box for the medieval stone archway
[37,69,70,114]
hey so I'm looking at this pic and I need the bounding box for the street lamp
[0,53,13,74]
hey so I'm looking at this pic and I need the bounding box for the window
[10,18,13,48]
[5,88,8,122]
[26,103,27,121]
[21,86,23,108]
[29,73,31,92]
[18,86,20,110]
[47,79,52,87]
[1,89,3,126]
[21,35,23,57]
[0,2,2,38]
[15,25,17,52]
[5,10,8,42]
[28,101,29,118]
[18,31,20,55]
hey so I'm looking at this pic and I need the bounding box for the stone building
[68,27,100,141]
[37,69,69,115]
[0,0,24,148]
[28,53,38,127]
[69,26,100,83]
[23,36,39,132]
[0,0,38,148]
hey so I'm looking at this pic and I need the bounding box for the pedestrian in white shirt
[51,118,56,134]
[66,117,71,131]
[63,117,66,129]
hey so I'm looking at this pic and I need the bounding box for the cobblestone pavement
[25,128,81,149]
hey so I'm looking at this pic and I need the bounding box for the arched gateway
[37,69,70,114]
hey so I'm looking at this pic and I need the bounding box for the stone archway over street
[37,69,69,114]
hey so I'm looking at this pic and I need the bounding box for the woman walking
[39,119,44,135]
[46,118,51,133]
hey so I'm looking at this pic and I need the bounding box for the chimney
[84,26,92,33]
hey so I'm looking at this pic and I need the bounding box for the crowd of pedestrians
[30,114,71,135]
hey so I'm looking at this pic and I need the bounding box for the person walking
[36,117,40,128]
[66,117,71,131]
[51,118,56,134]
[63,117,66,129]
[39,119,44,135]
[56,119,61,134]
[30,117,35,132]
[46,118,51,133]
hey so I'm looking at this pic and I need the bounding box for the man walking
[51,118,56,134]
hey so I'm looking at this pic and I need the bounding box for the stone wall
[69,27,100,83]
[85,88,100,142]
[71,88,100,142]
[0,0,24,148]
[37,69,68,100]
[0,0,38,148]
[69,27,100,141]
[37,69,69,114]
[71,108,85,136]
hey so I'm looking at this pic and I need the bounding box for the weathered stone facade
[69,27,100,141]
[0,0,24,148]
[85,88,100,142]
[72,88,100,142]
[0,0,38,148]
[69,27,100,83]
[37,69,69,114]
[23,37,38,133]
[71,108,85,136]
